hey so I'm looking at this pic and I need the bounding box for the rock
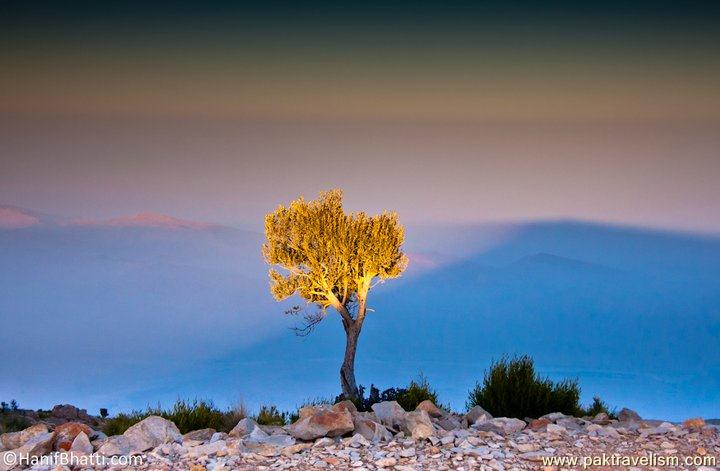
[97,435,133,456]
[0,424,49,451]
[474,418,526,435]
[51,404,97,425]
[353,417,392,443]
[333,400,358,415]
[346,433,370,447]
[401,411,435,440]
[546,423,566,435]
[529,418,551,431]
[69,432,93,454]
[210,432,227,442]
[556,418,584,431]
[596,426,620,438]
[371,401,406,430]
[375,457,397,467]
[287,406,354,440]
[259,434,295,447]
[18,431,54,457]
[683,417,706,429]
[415,400,443,418]
[281,443,311,456]
[399,447,416,457]
[465,405,493,424]
[123,416,182,453]
[313,437,336,447]
[592,412,610,424]
[0,429,55,471]
[183,428,216,442]
[434,414,462,431]
[53,422,94,451]
[90,430,107,441]
[540,412,568,423]
[187,440,227,456]
[246,426,270,442]
[617,408,641,423]
[517,443,540,453]
[229,418,261,437]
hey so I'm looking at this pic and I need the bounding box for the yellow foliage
[262,189,408,315]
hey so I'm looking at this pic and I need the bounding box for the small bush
[254,405,288,426]
[222,400,248,431]
[467,355,582,419]
[345,374,443,412]
[103,398,246,435]
[0,400,32,433]
[103,411,147,436]
[581,396,616,418]
[392,374,439,411]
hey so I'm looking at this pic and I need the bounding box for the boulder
[683,417,706,429]
[473,418,526,435]
[0,432,54,471]
[246,426,270,442]
[186,440,227,457]
[528,418,551,431]
[258,434,295,447]
[434,415,462,431]
[546,423,567,435]
[183,428,216,442]
[617,408,641,423]
[50,404,97,425]
[540,412,568,423]
[402,411,435,440]
[556,417,585,431]
[464,406,493,425]
[353,417,392,443]
[371,401,406,431]
[70,432,94,454]
[415,400,443,418]
[287,406,354,441]
[229,418,260,438]
[333,400,358,415]
[53,422,94,451]
[125,416,182,451]
[97,435,133,456]
[592,412,610,424]
[0,424,49,451]
[19,431,54,456]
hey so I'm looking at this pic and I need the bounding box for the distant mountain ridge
[1,205,719,420]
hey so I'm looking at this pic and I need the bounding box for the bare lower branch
[285,305,326,337]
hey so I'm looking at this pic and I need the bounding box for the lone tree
[263,189,408,400]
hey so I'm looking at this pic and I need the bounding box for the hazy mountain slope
[1,214,718,420]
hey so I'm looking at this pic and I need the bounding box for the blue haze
[1,215,719,421]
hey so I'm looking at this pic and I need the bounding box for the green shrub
[349,374,444,412]
[254,405,288,426]
[103,411,147,436]
[394,374,439,411]
[222,400,248,431]
[581,396,616,418]
[467,355,582,419]
[103,398,246,435]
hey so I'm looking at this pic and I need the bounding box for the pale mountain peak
[0,206,41,229]
[72,211,213,230]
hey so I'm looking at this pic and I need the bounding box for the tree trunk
[340,324,361,400]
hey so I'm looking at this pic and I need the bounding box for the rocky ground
[1,402,717,470]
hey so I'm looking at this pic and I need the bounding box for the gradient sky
[2,0,720,231]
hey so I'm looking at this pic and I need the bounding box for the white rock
[70,431,93,454]
[371,401,406,430]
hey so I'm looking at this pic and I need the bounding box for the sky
[2,0,720,231]
[1,1,720,419]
